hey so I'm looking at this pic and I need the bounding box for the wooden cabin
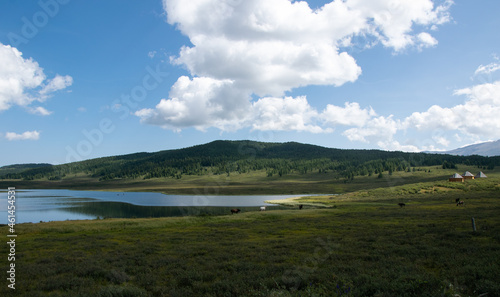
[449,173,464,182]
[463,171,475,180]
[475,171,487,178]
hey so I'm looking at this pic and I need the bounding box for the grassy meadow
[1,165,500,296]
[0,163,488,195]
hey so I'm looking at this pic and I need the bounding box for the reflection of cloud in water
[1,189,307,223]
[14,209,96,224]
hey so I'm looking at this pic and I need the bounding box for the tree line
[1,140,498,181]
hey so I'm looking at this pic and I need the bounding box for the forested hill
[0,163,52,176]
[1,140,498,181]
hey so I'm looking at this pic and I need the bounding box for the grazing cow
[398,203,406,208]
[231,208,241,214]
[299,204,303,210]
[457,201,464,206]
[455,198,460,203]
[260,206,266,211]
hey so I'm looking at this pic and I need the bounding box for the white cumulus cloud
[417,32,438,49]
[321,102,376,127]
[164,0,450,96]
[0,43,72,113]
[404,80,500,139]
[139,0,452,134]
[5,131,40,141]
[135,76,251,132]
[345,0,451,51]
[39,75,73,97]
[343,115,399,143]
[251,96,328,133]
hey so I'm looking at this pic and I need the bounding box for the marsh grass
[2,184,499,296]
[1,165,499,296]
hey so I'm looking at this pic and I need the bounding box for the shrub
[97,285,149,297]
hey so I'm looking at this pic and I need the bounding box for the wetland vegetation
[1,166,499,296]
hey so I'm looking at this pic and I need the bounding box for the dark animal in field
[455,198,460,203]
[456,201,464,206]
[299,204,303,210]
[231,209,241,214]
[398,203,406,208]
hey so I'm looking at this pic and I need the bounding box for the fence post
[471,217,477,232]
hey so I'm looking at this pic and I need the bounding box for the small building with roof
[475,171,487,178]
[449,173,464,182]
[463,171,475,180]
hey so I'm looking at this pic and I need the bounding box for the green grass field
[1,165,499,296]
[0,164,491,195]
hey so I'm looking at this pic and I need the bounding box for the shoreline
[264,196,302,206]
[265,195,334,208]
[3,190,330,224]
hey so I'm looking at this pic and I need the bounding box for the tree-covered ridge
[1,140,498,181]
[0,163,52,176]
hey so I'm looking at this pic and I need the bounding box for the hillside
[445,139,500,156]
[1,140,498,182]
[0,163,51,175]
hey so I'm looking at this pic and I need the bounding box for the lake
[0,189,303,223]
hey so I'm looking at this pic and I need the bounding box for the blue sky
[0,0,499,166]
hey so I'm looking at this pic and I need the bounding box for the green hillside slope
[0,140,498,194]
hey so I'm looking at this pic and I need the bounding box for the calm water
[0,189,303,223]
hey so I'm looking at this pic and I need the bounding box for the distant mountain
[444,140,500,157]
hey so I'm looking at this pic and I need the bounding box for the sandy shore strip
[264,196,302,206]
[265,195,333,208]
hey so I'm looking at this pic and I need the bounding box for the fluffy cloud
[138,0,458,151]
[251,96,328,133]
[137,77,500,151]
[347,0,451,51]
[341,79,500,151]
[135,76,251,131]
[0,43,72,113]
[164,0,450,96]
[5,130,40,141]
[135,79,328,133]
[0,44,44,110]
[417,32,438,49]
[172,39,361,96]
[321,102,376,127]
[137,92,381,135]
[39,75,73,97]
[404,81,500,139]
[343,115,399,143]
[141,0,451,131]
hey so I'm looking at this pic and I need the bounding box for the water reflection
[64,202,289,219]
[1,189,299,223]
